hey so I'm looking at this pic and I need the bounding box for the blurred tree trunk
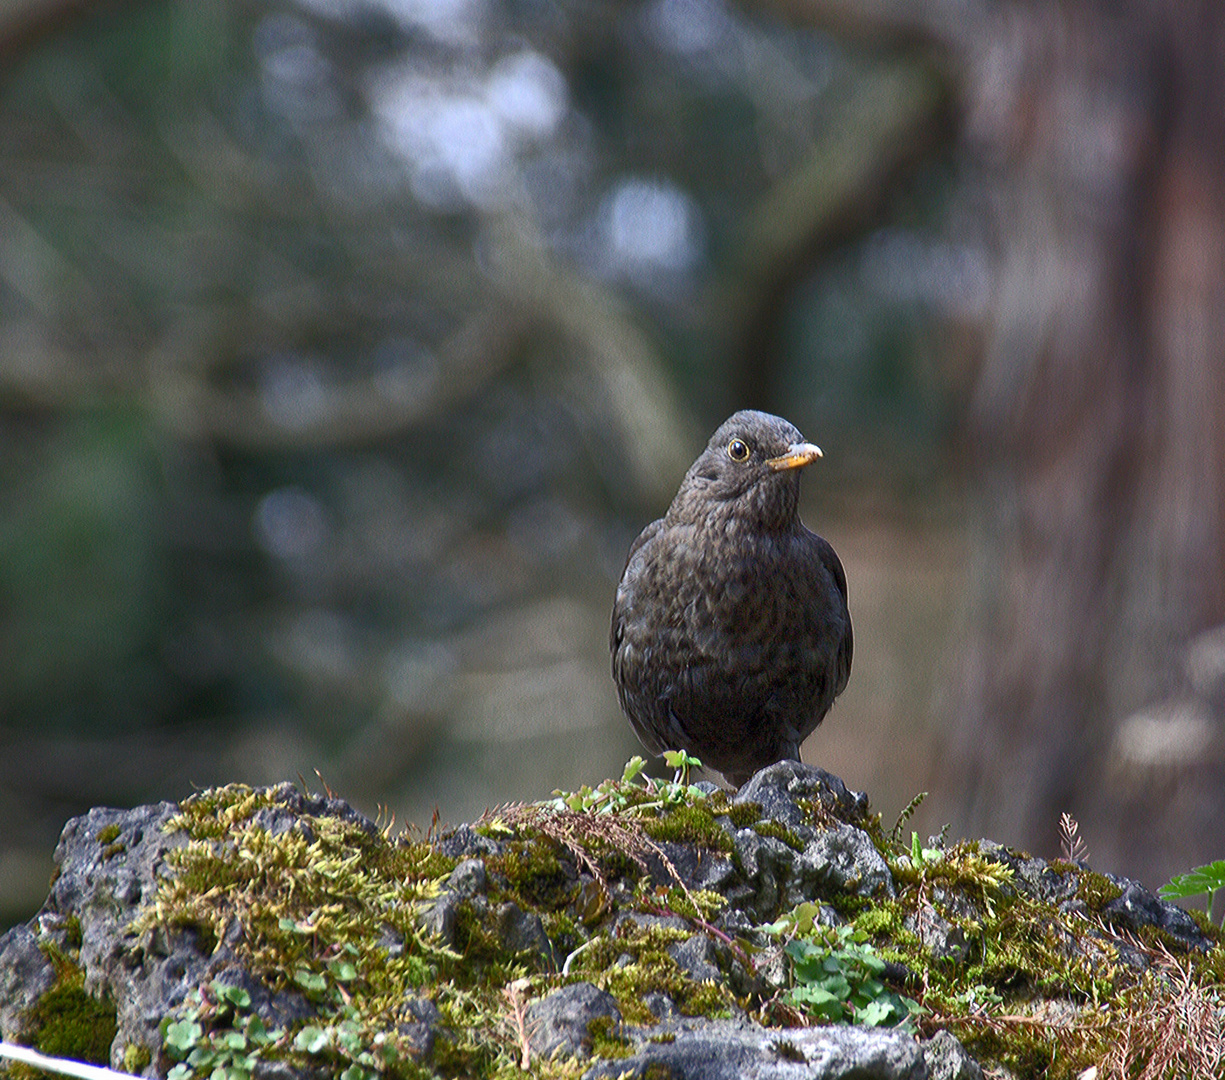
[938,1,1225,885]
[771,0,1225,881]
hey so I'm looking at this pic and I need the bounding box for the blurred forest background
[2,0,1224,927]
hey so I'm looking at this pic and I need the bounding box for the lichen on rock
[0,763,1220,1080]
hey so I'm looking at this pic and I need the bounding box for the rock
[645,839,737,893]
[246,784,379,841]
[0,770,1217,1080]
[721,767,893,919]
[668,934,722,983]
[525,982,621,1058]
[497,902,555,965]
[0,924,56,1041]
[923,1030,983,1080]
[418,857,491,948]
[903,904,971,964]
[796,823,894,900]
[449,858,488,898]
[1099,878,1207,950]
[435,823,503,860]
[979,841,1214,953]
[398,997,443,1061]
[418,891,461,946]
[735,762,871,829]
[43,800,199,1067]
[585,1018,925,1079]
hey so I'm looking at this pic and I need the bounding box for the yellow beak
[765,442,823,471]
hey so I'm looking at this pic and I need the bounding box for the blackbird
[610,410,852,786]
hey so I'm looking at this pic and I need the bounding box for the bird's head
[670,409,823,531]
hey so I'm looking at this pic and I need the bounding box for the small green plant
[661,748,703,786]
[162,982,283,1080]
[785,927,919,1029]
[764,905,921,1030]
[292,1004,399,1080]
[889,791,927,846]
[547,755,709,815]
[908,831,943,866]
[1159,859,1225,927]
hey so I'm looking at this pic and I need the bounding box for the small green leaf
[337,1024,363,1055]
[621,756,646,783]
[787,984,844,1020]
[279,916,319,934]
[186,1046,216,1068]
[164,1019,204,1054]
[294,1026,331,1054]
[327,958,359,982]
[856,999,897,1027]
[293,968,328,994]
[216,985,252,1010]
[858,951,886,975]
[1159,860,1225,900]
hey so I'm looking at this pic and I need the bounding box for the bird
[610,409,852,787]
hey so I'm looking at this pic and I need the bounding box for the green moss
[563,918,735,1026]
[94,824,121,845]
[492,840,576,911]
[1075,870,1124,910]
[27,981,118,1065]
[853,902,903,938]
[751,820,806,852]
[61,915,83,951]
[117,778,1225,1080]
[587,1014,632,1058]
[122,1043,152,1072]
[640,802,733,852]
[721,801,762,829]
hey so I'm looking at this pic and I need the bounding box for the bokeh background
[2,0,1224,927]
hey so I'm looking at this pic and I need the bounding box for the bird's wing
[816,534,853,697]
[610,517,663,654]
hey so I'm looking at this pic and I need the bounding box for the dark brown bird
[610,410,852,786]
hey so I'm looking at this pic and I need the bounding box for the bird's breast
[626,523,830,657]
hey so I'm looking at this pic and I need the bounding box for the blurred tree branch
[718,55,955,407]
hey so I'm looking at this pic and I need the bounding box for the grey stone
[449,858,488,898]
[1099,879,1207,950]
[0,924,56,1041]
[616,912,689,935]
[398,996,443,1062]
[498,903,555,965]
[668,934,721,983]
[44,800,199,1067]
[585,1018,925,1079]
[923,1030,983,1080]
[796,823,894,900]
[526,982,621,1058]
[418,890,461,946]
[435,823,503,860]
[729,829,795,916]
[642,992,677,1019]
[647,839,736,894]
[904,904,972,963]
[735,762,870,830]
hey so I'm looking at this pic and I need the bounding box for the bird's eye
[726,438,750,462]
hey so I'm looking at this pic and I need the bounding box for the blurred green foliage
[0,0,955,878]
